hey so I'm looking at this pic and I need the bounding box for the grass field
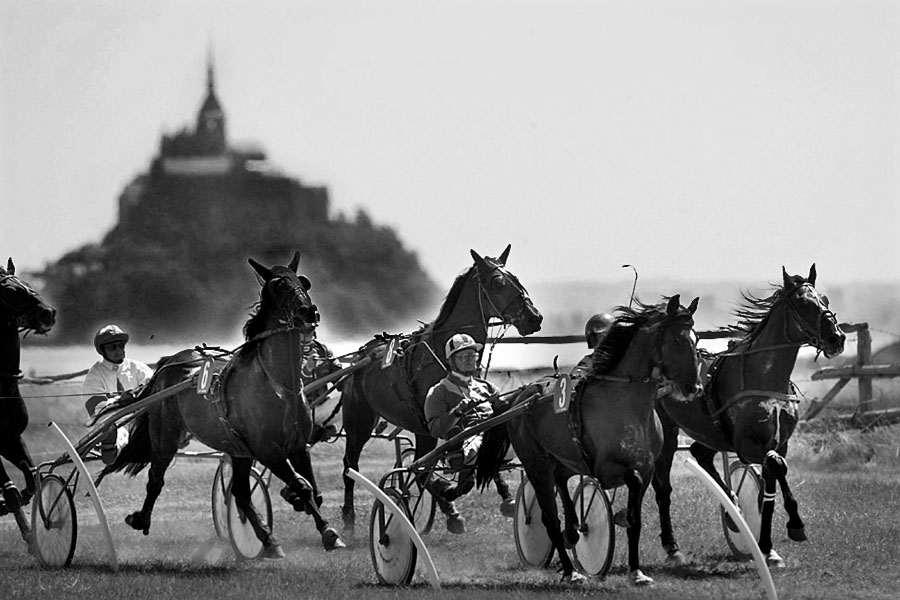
[2,382,900,599]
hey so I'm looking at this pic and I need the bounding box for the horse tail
[94,411,153,486]
[476,420,510,492]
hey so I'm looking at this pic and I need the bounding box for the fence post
[856,323,872,414]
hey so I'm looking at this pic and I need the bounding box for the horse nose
[40,306,56,328]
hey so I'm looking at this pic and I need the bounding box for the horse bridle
[0,274,39,328]
[645,312,700,400]
[266,274,319,332]
[779,282,839,356]
[473,261,533,331]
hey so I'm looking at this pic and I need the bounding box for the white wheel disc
[226,467,273,560]
[722,461,762,558]
[572,477,614,577]
[31,473,77,568]
[513,477,553,568]
[398,448,435,535]
[369,488,417,585]
[211,458,232,538]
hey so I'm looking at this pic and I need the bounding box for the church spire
[196,44,226,155]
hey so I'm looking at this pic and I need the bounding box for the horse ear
[808,263,817,286]
[688,296,700,315]
[667,294,680,315]
[248,257,272,281]
[7,258,14,275]
[470,250,490,272]
[498,244,511,266]
[288,251,301,274]
[782,266,790,288]
[299,275,311,291]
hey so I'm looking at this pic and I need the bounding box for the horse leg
[653,411,686,565]
[230,457,284,559]
[0,459,31,546]
[774,446,806,542]
[555,471,579,549]
[286,448,323,509]
[125,409,180,535]
[624,469,653,586]
[340,384,378,538]
[124,448,175,535]
[268,457,345,551]
[494,471,515,517]
[759,450,786,568]
[528,464,584,584]
[0,435,37,505]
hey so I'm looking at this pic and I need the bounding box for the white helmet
[93,324,129,354]
[444,333,483,360]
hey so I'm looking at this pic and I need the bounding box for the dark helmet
[93,324,129,354]
[585,313,615,349]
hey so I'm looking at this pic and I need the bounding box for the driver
[424,333,509,533]
[83,324,153,465]
[570,312,615,379]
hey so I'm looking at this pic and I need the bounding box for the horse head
[649,294,702,402]
[247,251,319,337]
[469,245,543,336]
[778,264,845,359]
[0,258,56,334]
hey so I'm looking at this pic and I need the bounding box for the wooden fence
[491,322,900,427]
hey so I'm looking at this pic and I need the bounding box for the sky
[2,0,899,292]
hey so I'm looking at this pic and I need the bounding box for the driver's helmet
[585,313,615,349]
[444,333,483,360]
[93,324,129,354]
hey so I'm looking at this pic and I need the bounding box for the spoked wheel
[226,467,273,560]
[211,458,232,538]
[397,447,435,535]
[513,476,553,569]
[571,476,614,578]
[721,460,762,558]
[369,487,417,585]
[31,473,77,568]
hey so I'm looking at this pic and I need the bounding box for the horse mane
[434,266,475,329]
[590,298,669,376]
[242,275,268,341]
[721,275,803,342]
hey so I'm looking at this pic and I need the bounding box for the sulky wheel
[398,447,435,535]
[513,476,553,569]
[369,487,417,585]
[721,460,763,558]
[226,466,273,560]
[571,476,614,578]
[211,458,232,538]
[31,473,77,568]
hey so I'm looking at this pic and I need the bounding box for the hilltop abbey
[118,55,328,244]
[42,54,436,343]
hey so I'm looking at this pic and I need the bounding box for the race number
[553,374,572,414]
[196,358,215,394]
[380,338,398,369]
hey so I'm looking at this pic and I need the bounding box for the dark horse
[339,245,543,536]
[100,252,343,555]
[479,295,701,585]
[654,265,845,567]
[0,258,57,543]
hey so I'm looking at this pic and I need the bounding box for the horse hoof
[788,526,807,542]
[446,514,466,534]
[562,571,587,585]
[563,530,579,549]
[499,498,515,518]
[613,508,629,528]
[766,550,785,569]
[665,549,687,566]
[261,544,285,560]
[322,527,346,551]
[630,569,654,586]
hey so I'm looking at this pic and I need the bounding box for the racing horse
[478,295,701,585]
[654,265,845,567]
[99,251,344,555]
[0,258,57,543]
[339,245,543,536]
